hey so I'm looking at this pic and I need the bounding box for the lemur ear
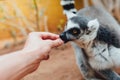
[87,19,99,32]
[66,11,77,19]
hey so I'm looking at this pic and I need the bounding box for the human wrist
[20,48,43,63]
[21,45,50,61]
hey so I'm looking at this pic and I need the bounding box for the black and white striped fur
[60,0,77,14]
[60,0,120,80]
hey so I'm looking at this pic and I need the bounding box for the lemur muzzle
[60,32,70,43]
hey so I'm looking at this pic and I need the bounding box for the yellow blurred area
[0,0,83,40]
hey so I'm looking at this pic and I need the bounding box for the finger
[47,39,64,48]
[29,32,59,40]
[40,32,59,40]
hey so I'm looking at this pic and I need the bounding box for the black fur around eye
[69,28,80,35]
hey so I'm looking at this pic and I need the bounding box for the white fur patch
[65,20,79,30]
[87,19,99,31]
[109,46,120,67]
[60,0,75,5]
[88,42,114,70]
[66,12,77,19]
[77,29,98,44]
[63,9,77,15]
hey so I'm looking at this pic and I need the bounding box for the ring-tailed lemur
[60,0,120,80]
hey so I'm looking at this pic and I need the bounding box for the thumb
[48,39,64,48]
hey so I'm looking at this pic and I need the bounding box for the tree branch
[33,0,40,31]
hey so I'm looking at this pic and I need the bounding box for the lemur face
[60,13,100,43]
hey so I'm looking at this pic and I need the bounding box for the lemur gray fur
[60,0,120,80]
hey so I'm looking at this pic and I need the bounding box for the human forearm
[0,50,41,80]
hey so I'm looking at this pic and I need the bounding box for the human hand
[23,32,64,60]
[0,32,64,80]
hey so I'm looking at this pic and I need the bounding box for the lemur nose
[60,32,69,43]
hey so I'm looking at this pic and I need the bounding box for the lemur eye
[68,28,80,35]
[69,28,80,35]
[73,29,78,34]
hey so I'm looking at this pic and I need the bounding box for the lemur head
[60,12,100,44]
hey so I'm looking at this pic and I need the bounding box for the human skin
[0,32,64,80]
